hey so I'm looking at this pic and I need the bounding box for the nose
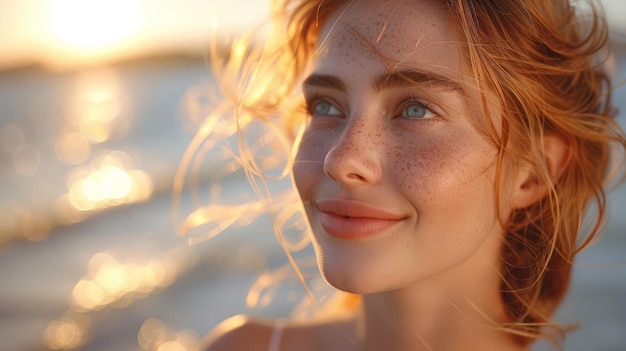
[323,118,382,186]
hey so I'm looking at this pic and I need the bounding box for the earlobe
[511,134,571,209]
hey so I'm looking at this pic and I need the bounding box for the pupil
[406,105,425,118]
[315,102,330,115]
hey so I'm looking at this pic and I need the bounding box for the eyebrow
[303,74,347,92]
[373,69,464,93]
[302,69,463,94]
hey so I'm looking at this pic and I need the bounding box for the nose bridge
[324,110,382,185]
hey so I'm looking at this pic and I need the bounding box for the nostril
[347,173,367,182]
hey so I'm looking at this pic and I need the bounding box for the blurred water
[0,53,625,351]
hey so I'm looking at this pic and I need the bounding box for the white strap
[268,320,285,351]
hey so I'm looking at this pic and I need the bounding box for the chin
[321,269,377,295]
[316,251,404,295]
[311,235,420,295]
[321,268,411,295]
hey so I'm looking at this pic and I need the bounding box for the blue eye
[312,100,342,117]
[402,103,435,119]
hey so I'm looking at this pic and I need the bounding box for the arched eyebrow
[303,74,347,92]
[303,69,464,94]
[373,69,464,93]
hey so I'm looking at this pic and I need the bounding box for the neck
[355,241,524,351]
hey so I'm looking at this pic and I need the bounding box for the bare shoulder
[197,314,274,351]
[197,314,357,351]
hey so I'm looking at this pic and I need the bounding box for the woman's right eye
[310,100,342,117]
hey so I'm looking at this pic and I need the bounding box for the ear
[511,133,571,209]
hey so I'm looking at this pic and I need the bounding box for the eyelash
[304,93,442,121]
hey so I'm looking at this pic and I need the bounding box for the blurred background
[0,1,625,350]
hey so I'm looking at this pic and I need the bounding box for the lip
[316,199,406,240]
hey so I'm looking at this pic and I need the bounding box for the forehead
[316,0,464,76]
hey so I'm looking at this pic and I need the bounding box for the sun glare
[50,0,144,49]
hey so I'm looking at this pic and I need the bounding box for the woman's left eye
[401,102,436,119]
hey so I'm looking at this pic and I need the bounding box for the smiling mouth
[316,199,405,220]
[315,199,406,240]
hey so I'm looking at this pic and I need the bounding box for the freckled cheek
[390,139,445,195]
[389,136,493,200]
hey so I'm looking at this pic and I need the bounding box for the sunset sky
[0,0,624,70]
[0,0,269,70]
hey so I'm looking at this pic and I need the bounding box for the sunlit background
[0,0,271,70]
[0,1,625,351]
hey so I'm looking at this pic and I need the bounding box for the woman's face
[293,0,512,294]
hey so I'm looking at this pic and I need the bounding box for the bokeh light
[55,132,91,165]
[66,69,130,144]
[1,123,41,177]
[56,150,153,216]
[43,312,91,350]
[69,250,186,313]
[0,206,53,245]
[138,318,199,351]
